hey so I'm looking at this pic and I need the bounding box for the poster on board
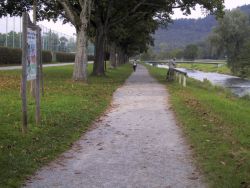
[27,28,37,81]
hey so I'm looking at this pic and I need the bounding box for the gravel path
[24,65,205,188]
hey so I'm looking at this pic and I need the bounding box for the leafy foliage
[210,9,250,75]
[183,44,198,60]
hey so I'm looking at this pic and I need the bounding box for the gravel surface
[24,65,206,188]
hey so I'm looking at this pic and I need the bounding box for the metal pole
[13,16,15,48]
[5,16,8,47]
[21,12,28,133]
[20,16,22,48]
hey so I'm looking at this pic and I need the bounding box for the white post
[183,75,187,87]
[20,16,22,48]
[13,17,15,48]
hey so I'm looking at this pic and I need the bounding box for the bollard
[179,74,182,84]
[183,75,187,87]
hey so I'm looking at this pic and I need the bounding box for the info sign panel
[27,28,37,81]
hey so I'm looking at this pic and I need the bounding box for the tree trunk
[73,25,88,81]
[93,25,105,76]
[110,43,116,68]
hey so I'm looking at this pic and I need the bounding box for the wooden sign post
[21,12,41,132]
[21,13,28,133]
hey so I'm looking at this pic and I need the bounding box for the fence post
[179,74,182,84]
[35,26,41,125]
[183,75,187,87]
[21,13,28,133]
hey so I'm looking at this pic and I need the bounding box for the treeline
[153,4,250,52]
[153,15,217,51]
[145,5,250,77]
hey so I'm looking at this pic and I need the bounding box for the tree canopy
[0,0,225,77]
[209,9,250,75]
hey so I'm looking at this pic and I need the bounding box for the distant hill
[153,4,250,52]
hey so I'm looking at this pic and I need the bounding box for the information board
[27,28,37,81]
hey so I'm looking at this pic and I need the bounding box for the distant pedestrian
[166,58,176,81]
[133,61,137,72]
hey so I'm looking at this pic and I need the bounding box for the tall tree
[184,44,198,60]
[210,9,250,74]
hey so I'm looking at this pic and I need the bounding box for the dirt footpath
[24,65,205,188]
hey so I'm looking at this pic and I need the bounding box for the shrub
[88,55,95,61]
[0,47,95,65]
[42,51,52,63]
[0,47,22,65]
[55,52,75,62]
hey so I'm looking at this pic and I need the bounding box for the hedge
[55,53,95,62]
[0,47,52,65]
[0,46,95,65]
[0,47,22,65]
[55,52,75,62]
[42,51,52,63]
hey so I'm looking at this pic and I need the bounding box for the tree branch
[57,0,80,28]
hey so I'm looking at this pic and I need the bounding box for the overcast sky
[1,0,250,36]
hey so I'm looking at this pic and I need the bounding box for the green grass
[146,65,250,188]
[177,63,232,75]
[0,64,132,188]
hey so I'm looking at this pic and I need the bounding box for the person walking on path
[24,64,205,188]
[132,60,137,72]
[166,58,176,81]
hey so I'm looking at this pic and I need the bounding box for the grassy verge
[0,64,132,187]
[177,63,231,75]
[146,65,250,188]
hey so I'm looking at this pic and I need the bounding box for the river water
[151,64,250,97]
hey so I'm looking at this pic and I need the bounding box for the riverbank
[146,65,250,188]
[0,64,132,187]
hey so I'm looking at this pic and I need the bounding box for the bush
[55,52,75,62]
[42,51,52,63]
[0,47,95,65]
[88,55,95,61]
[0,47,22,65]
[55,52,95,62]
[0,47,52,65]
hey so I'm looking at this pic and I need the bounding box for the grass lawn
[146,65,250,188]
[177,63,232,75]
[0,64,132,187]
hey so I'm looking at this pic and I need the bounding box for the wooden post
[30,0,37,97]
[183,75,187,87]
[40,38,44,96]
[179,74,182,84]
[35,27,41,125]
[21,13,28,133]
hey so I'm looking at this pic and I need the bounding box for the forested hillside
[153,4,250,52]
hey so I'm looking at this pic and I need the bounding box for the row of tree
[0,0,224,81]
